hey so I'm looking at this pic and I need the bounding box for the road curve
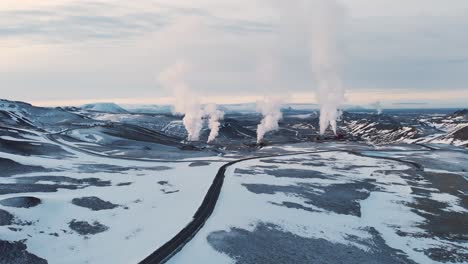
[44,130,430,264]
[138,149,425,264]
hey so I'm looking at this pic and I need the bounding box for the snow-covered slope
[343,113,419,145]
[343,110,468,147]
[0,133,224,264]
[81,103,128,114]
[0,99,89,131]
[413,124,468,147]
[413,109,468,147]
[121,104,172,114]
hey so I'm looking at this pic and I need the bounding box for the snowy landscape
[0,99,467,264]
[1,0,468,263]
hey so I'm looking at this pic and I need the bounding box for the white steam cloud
[204,103,224,143]
[273,0,346,135]
[371,101,383,115]
[158,62,204,141]
[256,97,283,143]
[309,0,346,135]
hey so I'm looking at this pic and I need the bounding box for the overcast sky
[1,0,467,107]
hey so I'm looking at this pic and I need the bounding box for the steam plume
[371,101,383,115]
[256,97,283,143]
[204,103,224,143]
[158,62,204,141]
[309,0,346,135]
[273,0,346,135]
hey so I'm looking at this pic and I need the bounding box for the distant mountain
[413,109,468,147]
[0,99,89,131]
[449,109,468,121]
[342,112,419,144]
[1,98,467,148]
[120,103,374,115]
[340,109,468,147]
[81,103,128,114]
[422,125,468,147]
[121,104,172,114]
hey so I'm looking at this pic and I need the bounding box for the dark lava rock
[0,158,48,177]
[15,176,111,187]
[406,171,468,246]
[179,145,201,151]
[149,166,173,171]
[161,189,179,194]
[452,126,468,141]
[69,220,108,235]
[189,161,211,167]
[450,109,468,120]
[234,168,257,175]
[270,201,320,212]
[3,140,68,158]
[424,246,468,263]
[0,196,41,208]
[116,182,132,186]
[0,183,76,195]
[77,164,135,173]
[71,197,118,211]
[263,168,333,179]
[255,165,279,169]
[0,240,47,264]
[259,159,291,164]
[1,176,112,195]
[0,209,14,226]
[208,223,416,264]
[243,181,376,217]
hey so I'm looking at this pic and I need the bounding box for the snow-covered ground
[170,146,468,264]
[0,131,224,264]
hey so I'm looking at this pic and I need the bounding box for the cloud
[0,1,274,43]
[0,0,467,106]
[0,3,167,42]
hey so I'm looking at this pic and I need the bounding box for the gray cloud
[0,0,467,106]
[0,2,274,43]
[0,5,167,41]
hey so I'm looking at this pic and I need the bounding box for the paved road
[138,149,426,264]
[41,128,436,264]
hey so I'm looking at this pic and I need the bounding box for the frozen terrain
[0,99,467,264]
[0,126,226,264]
[171,144,468,264]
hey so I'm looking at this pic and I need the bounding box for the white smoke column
[204,103,224,143]
[256,97,283,143]
[271,0,345,135]
[308,0,346,135]
[158,62,204,141]
[371,101,383,115]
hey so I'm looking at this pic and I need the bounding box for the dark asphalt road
[138,149,425,264]
[43,129,435,264]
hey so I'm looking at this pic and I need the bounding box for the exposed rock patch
[15,176,111,187]
[189,161,211,167]
[0,240,47,264]
[0,158,48,177]
[0,209,14,226]
[71,197,119,211]
[0,196,41,208]
[69,220,108,235]
[208,223,417,264]
[243,181,376,217]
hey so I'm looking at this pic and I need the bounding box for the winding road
[44,129,437,264]
[138,148,427,264]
